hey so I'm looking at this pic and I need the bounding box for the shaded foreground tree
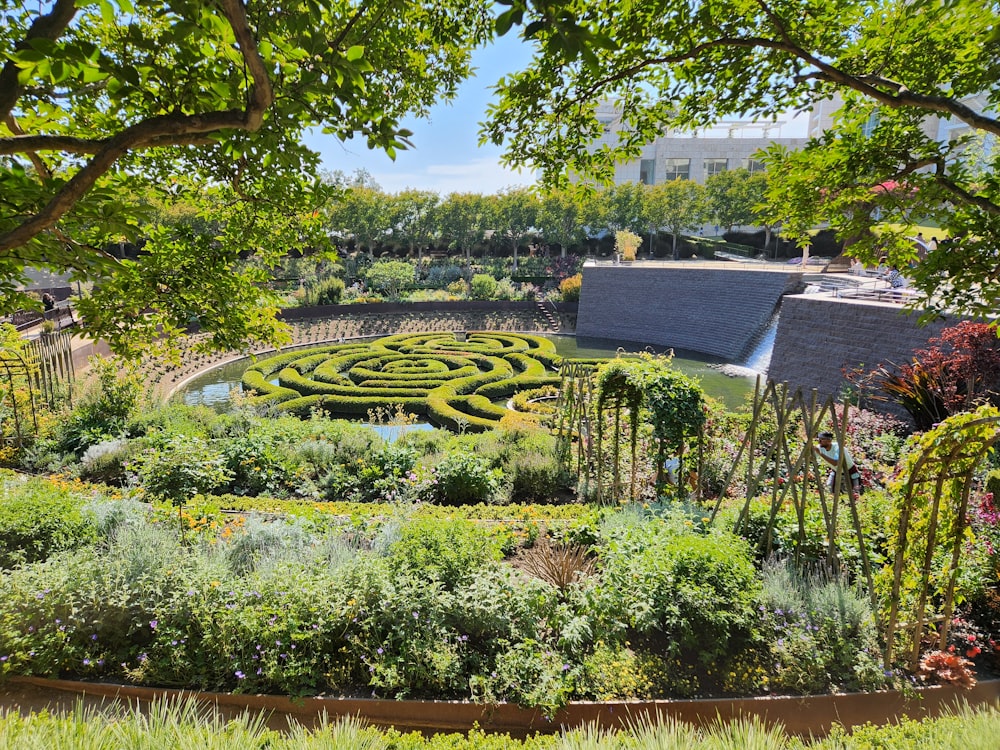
[1,0,492,354]
[487,0,1000,319]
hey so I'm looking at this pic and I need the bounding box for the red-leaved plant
[918,649,977,688]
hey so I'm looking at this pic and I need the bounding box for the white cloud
[371,158,536,195]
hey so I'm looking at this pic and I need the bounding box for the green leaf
[345,45,365,62]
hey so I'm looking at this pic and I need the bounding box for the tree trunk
[672,232,679,260]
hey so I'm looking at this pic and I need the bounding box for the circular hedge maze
[241,332,568,431]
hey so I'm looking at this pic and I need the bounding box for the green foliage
[2,0,494,354]
[706,168,759,233]
[364,261,415,301]
[242,333,562,431]
[470,273,498,299]
[388,517,503,589]
[509,451,568,503]
[430,451,504,506]
[596,516,761,668]
[761,560,886,695]
[77,438,139,486]
[57,359,147,455]
[305,277,346,306]
[614,229,641,261]
[133,435,232,505]
[2,699,1000,748]
[320,443,417,503]
[878,406,1000,627]
[595,354,706,455]
[645,180,709,260]
[0,474,97,569]
[220,433,310,498]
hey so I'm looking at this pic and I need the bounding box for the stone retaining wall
[768,293,956,401]
[576,264,804,360]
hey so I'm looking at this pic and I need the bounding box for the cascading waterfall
[742,312,779,374]
[712,312,780,378]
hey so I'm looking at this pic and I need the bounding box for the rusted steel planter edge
[6,676,1000,736]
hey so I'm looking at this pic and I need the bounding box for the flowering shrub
[0,473,97,569]
[760,560,887,695]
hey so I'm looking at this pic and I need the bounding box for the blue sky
[304,34,537,195]
[304,35,810,195]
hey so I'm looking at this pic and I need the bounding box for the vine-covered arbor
[0,331,75,450]
[709,378,1000,670]
[555,353,707,503]
[883,405,1000,668]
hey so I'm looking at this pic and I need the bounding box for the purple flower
[91,634,98,641]
[377,648,383,655]
[82,658,91,666]
[149,620,158,630]
[235,670,246,679]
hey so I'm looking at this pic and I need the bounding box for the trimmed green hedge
[241,332,577,430]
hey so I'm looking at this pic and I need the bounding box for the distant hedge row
[242,332,567,431]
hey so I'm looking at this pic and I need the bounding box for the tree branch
[0,0,276,253]
[3,116,51,178]
[0,0,78,121]
[803,71,1000,136]
[930,161,1000,217]
[558,25,1000,139]
[0,132,222,155]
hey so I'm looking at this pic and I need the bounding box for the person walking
[813,430,861,499]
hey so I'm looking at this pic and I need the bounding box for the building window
[598,117,614,134]
[704,159,728,177]
[861,112,879,138]
[639,159,656,185]
[742,158,765,174]
[663,158,690,181]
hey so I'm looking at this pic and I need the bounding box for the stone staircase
[534,293,560,332]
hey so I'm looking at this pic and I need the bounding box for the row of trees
[324,168,773,261]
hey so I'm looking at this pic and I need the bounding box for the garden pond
[176,334,758,417]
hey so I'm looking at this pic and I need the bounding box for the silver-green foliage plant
[761,560,886,695]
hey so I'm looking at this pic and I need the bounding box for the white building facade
[593,102,808,186]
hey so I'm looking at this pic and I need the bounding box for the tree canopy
[1,0,492,354]
[487,0,1000,319]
